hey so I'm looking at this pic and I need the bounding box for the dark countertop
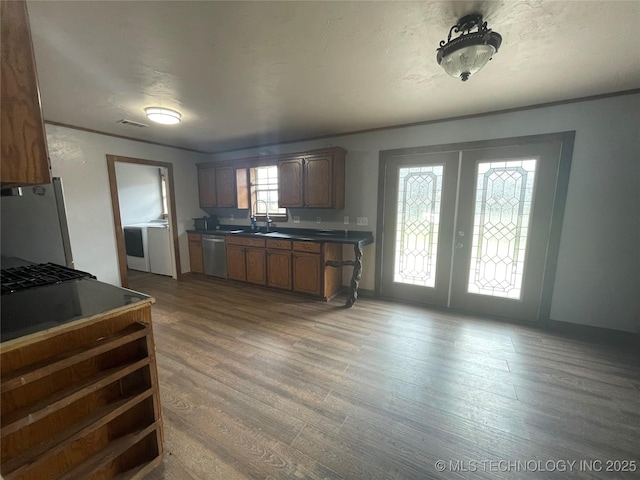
[1,278,151,344]
[187,226,374,247]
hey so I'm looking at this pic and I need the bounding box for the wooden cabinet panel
[266,239,291,250]
[293,241,321,253]
[1,0,51,187]
[215,166,236,208]
[198,168,217,208]
[292,252,322,296]
[226,246,246,282]
[278,158,304,208]
[245,248,266,285]
[267,250,292,290]
[188,235,203,274]
[304,156,332,208]
[278,149,345,209]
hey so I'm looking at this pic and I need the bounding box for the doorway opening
[376,132,574,323]
[106,154,182,288]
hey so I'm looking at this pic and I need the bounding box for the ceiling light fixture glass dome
[144,107,182,125]
[436,14,502,81]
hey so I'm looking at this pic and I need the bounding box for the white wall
[115,162,163,226]
[45,124,208,285]
[211,94,640,332]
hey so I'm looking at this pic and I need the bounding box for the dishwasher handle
[202,236,226,243]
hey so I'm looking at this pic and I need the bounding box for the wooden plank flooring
[128,271,640,480]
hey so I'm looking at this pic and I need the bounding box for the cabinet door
[246,248,266,285]
[188,240,204,274]
[1,0,51,187]
[198,168,217,207]
[267,250,292,290]
[226,246,246,281]
[278,158,304,208]
[292,252,322,296]
[215,166,236,208]
[304,155,333,208]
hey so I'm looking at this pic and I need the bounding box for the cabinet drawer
[226,236,266,248]
[293,241,321,253]
[266,239,292,250]
[188,233,202,242]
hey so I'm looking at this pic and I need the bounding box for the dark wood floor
[128,271,640,480]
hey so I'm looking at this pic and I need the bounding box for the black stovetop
[0,263,96,295]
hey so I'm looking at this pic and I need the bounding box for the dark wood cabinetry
[197,168,217,208]
[245,248,266,285]
[197,165,249,209]
[1,0,51,187]
[226,245,246,281]
[266,239,292,291]
[278,159,304,208]
[278,148,346,209]
[226,236,265,284]
[188,233,204,273]
[214,166,236,208]
[292,251,322,296]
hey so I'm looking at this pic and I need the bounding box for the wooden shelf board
[1,357,150,436]
[55,422,160,480]
[2,388,154,479]
[1,323,150,393]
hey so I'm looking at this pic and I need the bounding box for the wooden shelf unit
[0,302,163,480]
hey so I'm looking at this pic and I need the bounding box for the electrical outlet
[316,217,322,224]
[230,214,234,221]
[357,216,368,226]
[293,216,300,224]
[343,216,349,224]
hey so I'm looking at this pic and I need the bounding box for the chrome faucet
[253,200,272,232]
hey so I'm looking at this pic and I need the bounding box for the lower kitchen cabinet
[226,236,266,284]
[226,245,246,281]
[267,240,292,291]
[224,236,342,300]
[188,233,204,274]
[292,251,322,296]
[245,248,266,285]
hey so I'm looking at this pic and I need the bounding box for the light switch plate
[230,214,235,221]
[316,217,322,224]
[357,217,368,226]
[343,216,349,224]
[293,216,300,223]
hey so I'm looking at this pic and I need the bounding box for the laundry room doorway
[106,154,182,288]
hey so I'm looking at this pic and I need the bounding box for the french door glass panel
[467,159,537,299]
[394,165,444,288]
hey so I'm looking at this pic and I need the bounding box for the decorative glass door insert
[467,159,537,299]
[394,165,444,287]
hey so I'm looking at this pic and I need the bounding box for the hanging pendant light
[436,14,502,82]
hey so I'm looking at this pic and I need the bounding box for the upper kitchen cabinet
[278,147,346,209]
[197,164,249,209]
[1,0,51,187]
[198,166,217,207]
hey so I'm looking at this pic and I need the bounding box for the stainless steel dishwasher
[202,235,227,278]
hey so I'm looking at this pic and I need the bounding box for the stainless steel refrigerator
[1,177,73,269]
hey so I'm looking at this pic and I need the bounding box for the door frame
[106,154,182,288]
[375,132,575,324]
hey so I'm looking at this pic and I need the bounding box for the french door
[379,136,568,322]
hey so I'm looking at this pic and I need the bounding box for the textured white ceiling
[27,1,640,153]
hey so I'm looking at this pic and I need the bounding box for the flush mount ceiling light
[436,14,502,82]
[144,107,182,125]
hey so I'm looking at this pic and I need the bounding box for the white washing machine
[124,220,172,276]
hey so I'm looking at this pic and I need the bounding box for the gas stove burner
[0,263,96,295]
